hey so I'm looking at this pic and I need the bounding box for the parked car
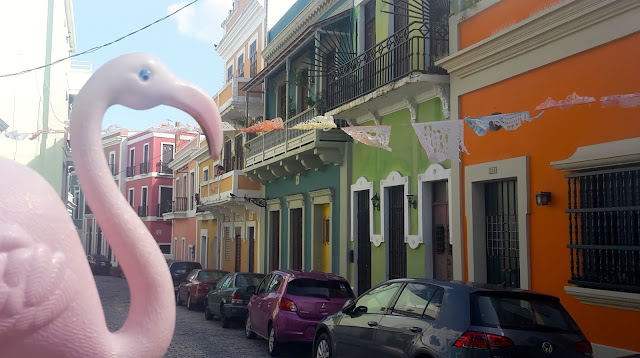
[176,268,228,310]
[245,270,355,356]
[313,278,593,358]
[87,254,111,275]
[167,260,202,293]
[205,272,266,327]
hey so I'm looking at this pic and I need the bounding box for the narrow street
[96,275,311,358]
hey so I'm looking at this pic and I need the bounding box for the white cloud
[168,0,297,44]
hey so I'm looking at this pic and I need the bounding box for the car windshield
[172,262,201,274]
[197,271,226,282]
[470,292,581,333]
[286,279,354,299]
[235,274,265,287]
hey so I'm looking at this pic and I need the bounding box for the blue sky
[73,0,295,130]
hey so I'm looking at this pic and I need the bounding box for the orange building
[438,0,640,356]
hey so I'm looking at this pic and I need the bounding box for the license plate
[100,262,105,266]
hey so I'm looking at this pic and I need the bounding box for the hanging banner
[464,111,544,136]
[412,120,468,162]
[341,125,392,152]
[240,117,284,133]
[291,115,337,131]
[601,93,640,108]
[535,92,595,110]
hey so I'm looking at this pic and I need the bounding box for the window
[267,274,284,293]
[221,275,233,290]
[298,69,309,112]
[216,274,232,290]
[391,283,439,318]
[189,172,195,210]
[109,152,116,175]
[278,84,287,118]
[286,279,354,299]
[198,271,226,282]
[256,274,272,294]
[223,140,232,173]
[128,189,134,207]
[250,40,257,77]
[237,53,244,77]
[227,65,233,82]
[566,165,640,292]
[355,282,402,314]
[203,167,209,182]
[236,274,264,287]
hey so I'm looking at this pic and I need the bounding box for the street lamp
[371,193,380,211]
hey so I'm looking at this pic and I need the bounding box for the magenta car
[244,270,355,356]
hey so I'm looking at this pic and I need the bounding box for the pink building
[124,130,195,254]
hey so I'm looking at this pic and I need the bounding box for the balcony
[173,197,189,212]
[157,201,172,216]
[243,108,349,183]
[326,21,449,119]
[137,205,148,217]
[212,77,263,122]
[139,162,150,175]
[126,166,135,178]
[199,170,261,216]
[157,162,172,175]
[162,196,192,220]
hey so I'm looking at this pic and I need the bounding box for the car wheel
[187,294,194,311]
[268,325,280,357]
[176,291,183,306]
[204,300,214,320]
[220,304,230,328]
[245,315,256,339]
[315,333,331,358]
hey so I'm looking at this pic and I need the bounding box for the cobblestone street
[96,275,311,358]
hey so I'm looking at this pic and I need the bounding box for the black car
[313,278,593,358]
[167,260,202,293]
[204,272,265,328]
[87,254,112,275]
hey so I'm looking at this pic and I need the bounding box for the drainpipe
[42,0,55,187]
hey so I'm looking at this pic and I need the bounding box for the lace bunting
[536,92,595,110]
[291,115,337,131]
[240,117,284,133]
[464,111,544,136]
[341,125,392,152]
[412,120,468,162]
[601,93,640,108]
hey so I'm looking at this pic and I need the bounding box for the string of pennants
[2,92,637,164]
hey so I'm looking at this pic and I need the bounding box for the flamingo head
[93,52,223,159]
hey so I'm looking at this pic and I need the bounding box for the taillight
[279,297,298,312]
[575,341,593,355]
[453,331,514,349]
[89,261,96,264]
[231,292,243,304]
[196,283,209,293]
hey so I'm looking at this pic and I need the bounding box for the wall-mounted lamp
[371,193,380,211]
[536,192,551,206]
[406,194,417,209]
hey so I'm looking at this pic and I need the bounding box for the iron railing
[566,165,640,293]
[139,162,150,175]
[158,202,172,216]
[157,162,172,174]
[173,197,188,212]
[137,205,148,217]
[126,166,135,177]
[245,107,316,160]
[326,21,448,110]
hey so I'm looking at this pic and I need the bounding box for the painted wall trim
[464,156,531,289]
[564,286,640,312]
[350,177,374,243]
[551,137,640,171]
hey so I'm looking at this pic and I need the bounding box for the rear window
[198,271,227,282]
[287,279,354,299]
[171,262,202,274]
[236,274,265,287]
[470,293,581,333]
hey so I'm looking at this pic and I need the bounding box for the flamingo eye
[139,69,151,81]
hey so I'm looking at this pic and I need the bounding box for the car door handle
[409,327,422,333]
[367,321,378,327]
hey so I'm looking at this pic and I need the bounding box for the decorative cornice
[565,286,640,311]
[437,0,640,79]
[309,188,333,203]
[217,1,265,62]
[551,137,640,171]
[262,0,339,63]
[285,193,305,205]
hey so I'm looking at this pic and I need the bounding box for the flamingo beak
[165,80,223,160]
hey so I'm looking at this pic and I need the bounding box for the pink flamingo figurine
[0,53,223,357]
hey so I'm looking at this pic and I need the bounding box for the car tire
[245,315,256,339]
[268,325,280,357]
[176,291,183,306]
[315,333,332,358]
[204,300,214,320]
[220,304,230,328]
[187,294,194,311]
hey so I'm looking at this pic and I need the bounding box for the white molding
[142,143,150,164]
[216,1,265,62]
[551,137,640,171]
[351,177,374,243]
[309,188,333,204]
[262,0,340,63]
[127,132,192,145]
[128,147,135,168]
[565,286,640,312]
[465,156,531,289]
[380,171,410,249]
[417,164,452,277]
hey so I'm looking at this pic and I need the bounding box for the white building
[0,0,91,200]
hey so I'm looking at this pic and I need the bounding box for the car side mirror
[247,285,256,295]
[341,299,356,313]
[353,306,368,314]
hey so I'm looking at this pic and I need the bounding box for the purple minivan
[244,270,355,356]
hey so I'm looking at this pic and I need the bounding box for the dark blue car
[313,278,592,358]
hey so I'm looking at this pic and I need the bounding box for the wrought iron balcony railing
[126,166,135,177]
[326,21,449,111]
[137,205,148,217]
[173,197,188,212]
[139,162,150,175]
[157,162,172,175]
